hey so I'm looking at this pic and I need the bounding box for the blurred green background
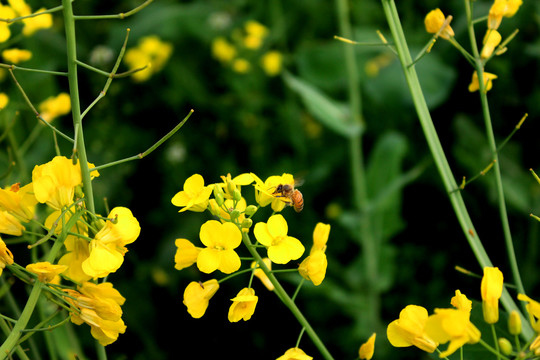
[1,0,540,359]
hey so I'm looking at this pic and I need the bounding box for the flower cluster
[123,35,173,82]
[0,156,141,345]
[388,266,540,358]
[424,0,522,93]
[211,20,283,76]
[172,173,330,358]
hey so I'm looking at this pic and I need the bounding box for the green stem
[241,232,334,360]
[62,0,95,214]
[463,0,525,299]
[379,0,533,339]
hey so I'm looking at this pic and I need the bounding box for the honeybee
[272,183,304,213]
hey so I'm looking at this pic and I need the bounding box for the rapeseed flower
[183,279,219,318]
[0,5,15,42]
[228,287,258,322]
[0,182,36,222]
[252,258,274,291]
[517,293,540,332]
[298,249,327,286]
[0,237,14,276]
[488,0,522,30]
[481,30,502,59]
[468,71,497,92]
[58,234,92,283]
[358,333,376,360]
[0,210,25,236]
[174,238,201,270]
[424,308,481,357]
[171,174,213,212]
[26,261,67,283]
[276,347,313,360]
[261,51,283,76]
[508,310,521,335]
[424,9,454,40]
[254,214,304,264]
[214,173,254,200]
[212,37,237,63]
[252,173,296,212]
[82,207,140,278]
[38,93,71,123]
[387,305,438,353]
[124,35,173,82]
[197,220,242,274]
[243,20,268,49]
[63,282,126,346]
[451,289,472,312]
[232,58,250,73]
[480,267,503,324]
[2,48,32,64]
[0,93,8,109]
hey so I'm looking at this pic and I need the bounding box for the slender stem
[379,0,533,339]
[62,0,95,214]
[241,231,334,360]
[73,0,153,20]
[0,64,67,76]
[464,0,525,299]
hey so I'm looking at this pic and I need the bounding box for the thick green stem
[241,232,334,360]
[62,0,95,214]
[379,0,533,338]
[463,0,525,299]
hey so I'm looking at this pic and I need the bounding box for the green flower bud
[214,193,225,207]
[213,184,225,199]
[229,209,241,221]
[241,218,253,229]
[244,205,258,216]
[498,338,513,356]
[508,310,521,335]
[233,188,242,201]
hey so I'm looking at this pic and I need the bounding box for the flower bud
[498,338,513,356]
[229,209,241,221]
[232,188,242,202]
[508,310,522,335]
[241,218,253,229]
[244,205,258,216]
[213,184,225,200]
[214,192,225,207]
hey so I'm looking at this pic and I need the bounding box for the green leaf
[283,72,362,138]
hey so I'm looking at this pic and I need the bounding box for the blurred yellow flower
[197,220,242,274]
[251,258,274,291]
[0,93,8,110]
[232,58,250,73]
[254,214,304,264]
[488,0,522,30]
[481,30,502,59]
[0,6,15,42]
[212,36,237,63]
[26,261,67,283]
[171,174,213,212]
[480,267,503,324]
[424,8,454,39]
[0,237,14,276]
[63,282,126,346]
[424,308,481,358]
[245,20,268,40]
[22,8,53,36]
[517,293,540,332]
[276,347,313,360]
[183,279,219,318]
[174,238,201,270]
[38,93,71,123]
[124,35,173,82]
[261,51,283,76]
[228,287,258,322]
[358,333,376,360]
[2,48,32,64]
[387,305,438,353]
[468,70,497,92]
[0,210,25,236]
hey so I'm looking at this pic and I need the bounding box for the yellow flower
[22,8,53,36]
[197,220,242,274]
[7,0,31,16]
[183,279,219,318]
[214,173,254,200]
[508,310,522,335]
[2,48,32,64]
[228,287,258,322]
[488,0,523,29]
[387,305,438,353]
[358,333,376,360]
[171,174,213,212]
[276,347,313,360]
[124,35,173,82]
[504,0,523,17]
[0,93,8,110]
[82,207,141,279]
[517,293,540,332]
[252,173,295,212]
[32,156,99,210]
[298,249,327,286]
[244,21,268,41]
[424,9,454,40]
[451,289,472,313]
[468,71,497,92]
[211,37,236,63]
[174,238,201,270]
[63,282,126,346]
[424,308,481,358]
[481,267,503,324]
[312,222,330,252]
[0,210,25,236]
[251,258,274,291]
[254,214,304,264]
[0,183,37,222]
[232,58,250,73]
[0,6,16,43]
[261,51,283,77]
[481,30,502,59]
[26,261,67,283]
[58,234,92,283]
[0,237,14,276]
[38,93,71,123]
